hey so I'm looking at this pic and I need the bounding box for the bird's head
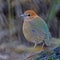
[21,10,38,21]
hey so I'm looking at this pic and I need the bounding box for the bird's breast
[23,21,44,43]
[23,21,33,41]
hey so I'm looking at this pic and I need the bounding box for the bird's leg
[34,43,37,48]
[42,42,45,49]
[42,40,47,49]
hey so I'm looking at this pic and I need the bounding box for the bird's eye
[27,14,31,16]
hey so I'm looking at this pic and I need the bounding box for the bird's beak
[20,14,27,17]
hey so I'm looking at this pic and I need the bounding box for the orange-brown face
[24,10,37,16]
[24,10,38,20]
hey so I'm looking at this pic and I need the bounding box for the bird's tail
[44,32,52,46]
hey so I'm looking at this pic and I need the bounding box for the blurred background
[0,0,60,60]
[0,0,60,44]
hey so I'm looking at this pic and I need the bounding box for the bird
[21,10,51,48]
